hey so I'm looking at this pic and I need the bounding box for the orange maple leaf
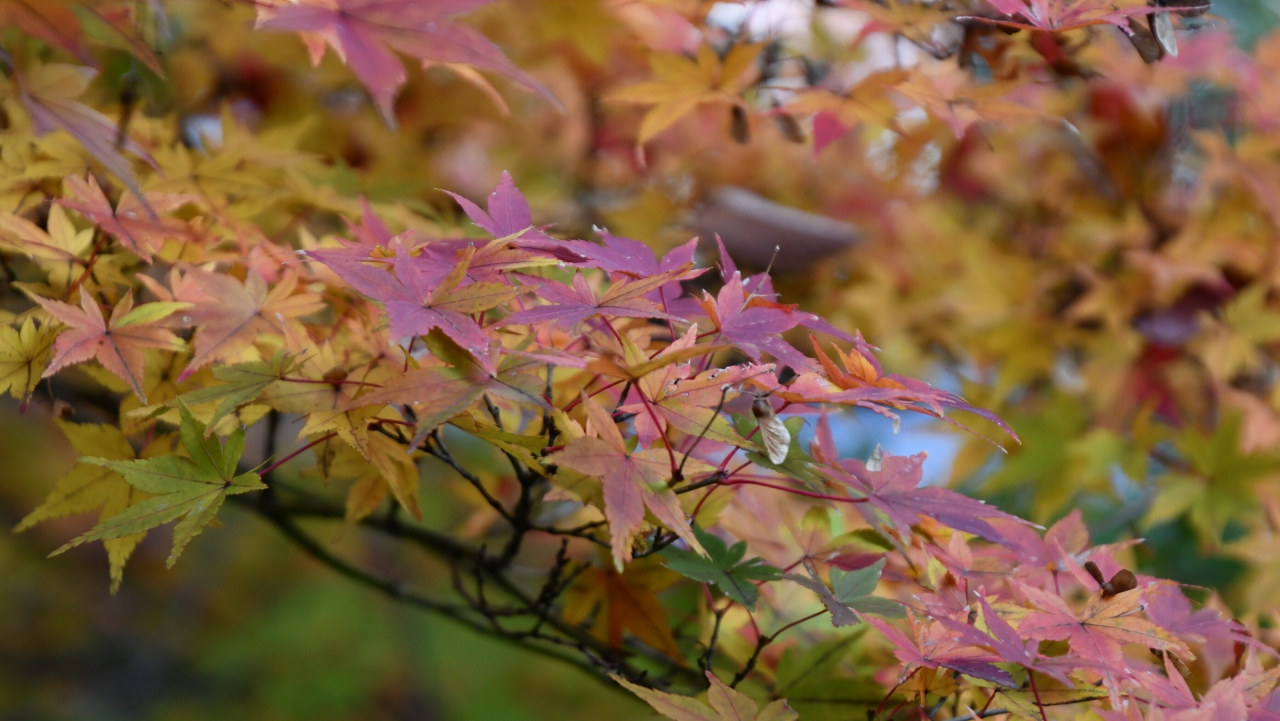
[177,269,324,380]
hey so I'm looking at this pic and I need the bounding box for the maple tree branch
[65,229,107,300]
[729,609,826,687]
[876,667,921,718]
[247,493,626,687]
[699,601,727,673]
[527,519,610,549]
[425,430,516,525]
[241,486,705,692]
[259,431,337,477]
[720,478,870,504]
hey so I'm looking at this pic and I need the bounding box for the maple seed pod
[731,105,750,144]
[1085,560,1138,598]
[1149,10,1178,58]
[752,395,790,464]
[774,112,806,144]
[1152,648,1193,678]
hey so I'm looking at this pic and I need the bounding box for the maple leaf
[686,271,814,371]
[787,70,909,154]
[568,231,699,278]
[1142,414,1280,547]
[891,64,1050,139]
[334,431,424,522]
[317,240,511,374]
[547,394,704,569]
[175,350,306,432]
[866,613,1016,687]
[609,41,763,145]
[0,316,56,412]
[960,0,1171,34]
[780,335,1018,441]
[349,329,553,446]
[15,64,156,204]
[502,268,689,331]
[790,557,906,627]
[0,1,92,63]
[620,359,765,451]
[252,344,390,460]
[937,593,1087,684]
[1144,581,1266,652]
[986,509,1093,590]
[177,269,324,380]
[35,291,188,403]
[0,203,93,281]
[827,450,1028,544]
[443,170,555,243]
[53,402,265,568]
[661,524,783,609]
[563,560,684,659]
[57,174,198,263]
[255,0,558,126]
[15,420,153,592]
[614,670,799,721]
[1017,582,1190,702]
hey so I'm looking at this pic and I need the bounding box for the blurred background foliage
[5,0,1280,717]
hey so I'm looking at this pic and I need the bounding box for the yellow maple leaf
[610,41,763,145]
[0,316,56,411]
[14,420,157,592]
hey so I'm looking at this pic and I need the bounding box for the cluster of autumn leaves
[2,0,1280,719]
[5,166,1277,719]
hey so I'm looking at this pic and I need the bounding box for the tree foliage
[2,0,1280,719]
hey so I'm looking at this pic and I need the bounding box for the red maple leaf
[547,395,705,569]
[771,334,1017,442]
[938,593,1089,684]
[1017,582,1189,702]
[866,613,1015,687]
[317,240,512,374]
[694,270,854,372]
[987,509,1094,590]
[444,171,554,242]
[828,450,1029,544]
[1145,581,1267,652]
[501,269,688,331]
[255,0,558,125]
[58,175,199,262]
[35,291,185,403]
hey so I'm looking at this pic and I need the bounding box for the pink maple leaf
[832,450,1030,544]
[501,269,687,331]
[867,614,1015,687]
[256,0,559,126]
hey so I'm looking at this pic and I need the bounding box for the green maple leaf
[788,558,904,627]
[52,400,265,567]
[661,524,783,609]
